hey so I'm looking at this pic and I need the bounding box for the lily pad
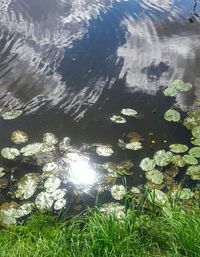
[127,131,143,142]
[163,87,177,97]
[42,162,59,177]
[186,165,200,177]
[183,155,198,165]
[178,82,192,92]
[147,189,168,206]
[96,145,114,157]
[192,126,200,139]
[54,199,66,210]
[0,167,6,178]
[59,137,71,151]
[43,133,58,146]
[0,208,17,225]
[15,203,34,218]
[110,185,126,200]
[146,169,164,184]
[169,144,188,153]
[11,130,28,144]
[51,188,67,201]
[191,138,200,146]
[35,192,54,210]
[125,142,143,151]
[173,188,193,200]
[189,147,200,158]
[16,173,39,200]
[183,117,198,130]
[130,187,141,194]
[110,115,126,124]
[171,155,185,167]
[1,147,20,160]
[100,202,125,219]
[164,109,181,122]
[154,150,173,167]
[2,109,22,120]
[121,108,137,117]
[140,158,155,171]
[44,176,61,193]
[20,143,43,156]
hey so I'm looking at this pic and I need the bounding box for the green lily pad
[0,208,17,225]
[15,173,39,200]
[164,109,181,122]
[186,165,200,177]
[44,176,61,193]
[125,142,143,151]
[43,133,58,146]
[110,115,126,124]
[11,130,28,144]
[171,155,185,167]
[1,147,20,160]
[189,147,200,158]
[191,138,200,146]
[0,167,6,178]
[121,108,137,117]
[183,117,198,130]
[173,188,193,200]
[59,137,71,151]
[14,203,34,218]
[96,145,114,157]
[54,199,66,210]
[2,109,22,120]
[146,169,164,184]
[183,155,198,165]
[140,158,155,171]
[163,87,177,97]
[130,187,140,194]
[20,143,43,156]
[110,185,126,200]
[169,144,188,153]
[192,126,200,139]
[35,192,54,211]
[51,188,67,201]
[42,162,59,178]
[41,144,55,153]
[178,82,192,92]
[154,150,173,167]
[147,189,168,206]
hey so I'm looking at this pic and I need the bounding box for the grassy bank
[1,205,200,257]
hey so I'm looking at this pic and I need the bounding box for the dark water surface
[0,0,200,207]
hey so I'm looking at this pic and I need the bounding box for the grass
[1,206,200,257]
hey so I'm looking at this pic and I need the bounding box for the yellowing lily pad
[1,147,20,160]
[164,109,181,122]
[11,130,28,144]
[2,109,22,120]
[171,155,185,167]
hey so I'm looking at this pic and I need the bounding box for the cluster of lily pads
[0,80,200,224]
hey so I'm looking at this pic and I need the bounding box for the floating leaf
[183,117,197,130]
[140,158,155,171]
[154,150,173,167]
[147,189,168,206]
[173,188,193,200]
[51,189,67,201]
[96,145,114,157]
[16,173,39,200]
[164,109,181,122]
[117,139,126,150]
[0,178,8,189]
[110,115,126,124]
[192,126,200,139]
[20,143,43,156]
[44,176,61,193]
[191,138,200,146]
[43,133,58,146]
[169,144,188,153]
[127,131,143,142]
[186,165,200,179]
[40,144,55,153]
[146,169,164,184]
[0,208,17,225]
[172,155,185,167]
[14,203,34,218]
[35,192,54,210]
[11,130,28,145]
[189,147,200,158]
[54,199,66,210]
[178,82,192,92]
[59,137,71,151]
[100,202,125,219]
[1,147,20,160]
[2,109,22,120]
[183,155,198,165]
[125,142,143,151]
[0,167,6,178]
[42,162,59,178]
[110,185,126,200]
[121,108,137,117]
[163,87,177,97]
[130,187,140,194]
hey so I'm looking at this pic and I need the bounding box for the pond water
[0,0,200,218]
